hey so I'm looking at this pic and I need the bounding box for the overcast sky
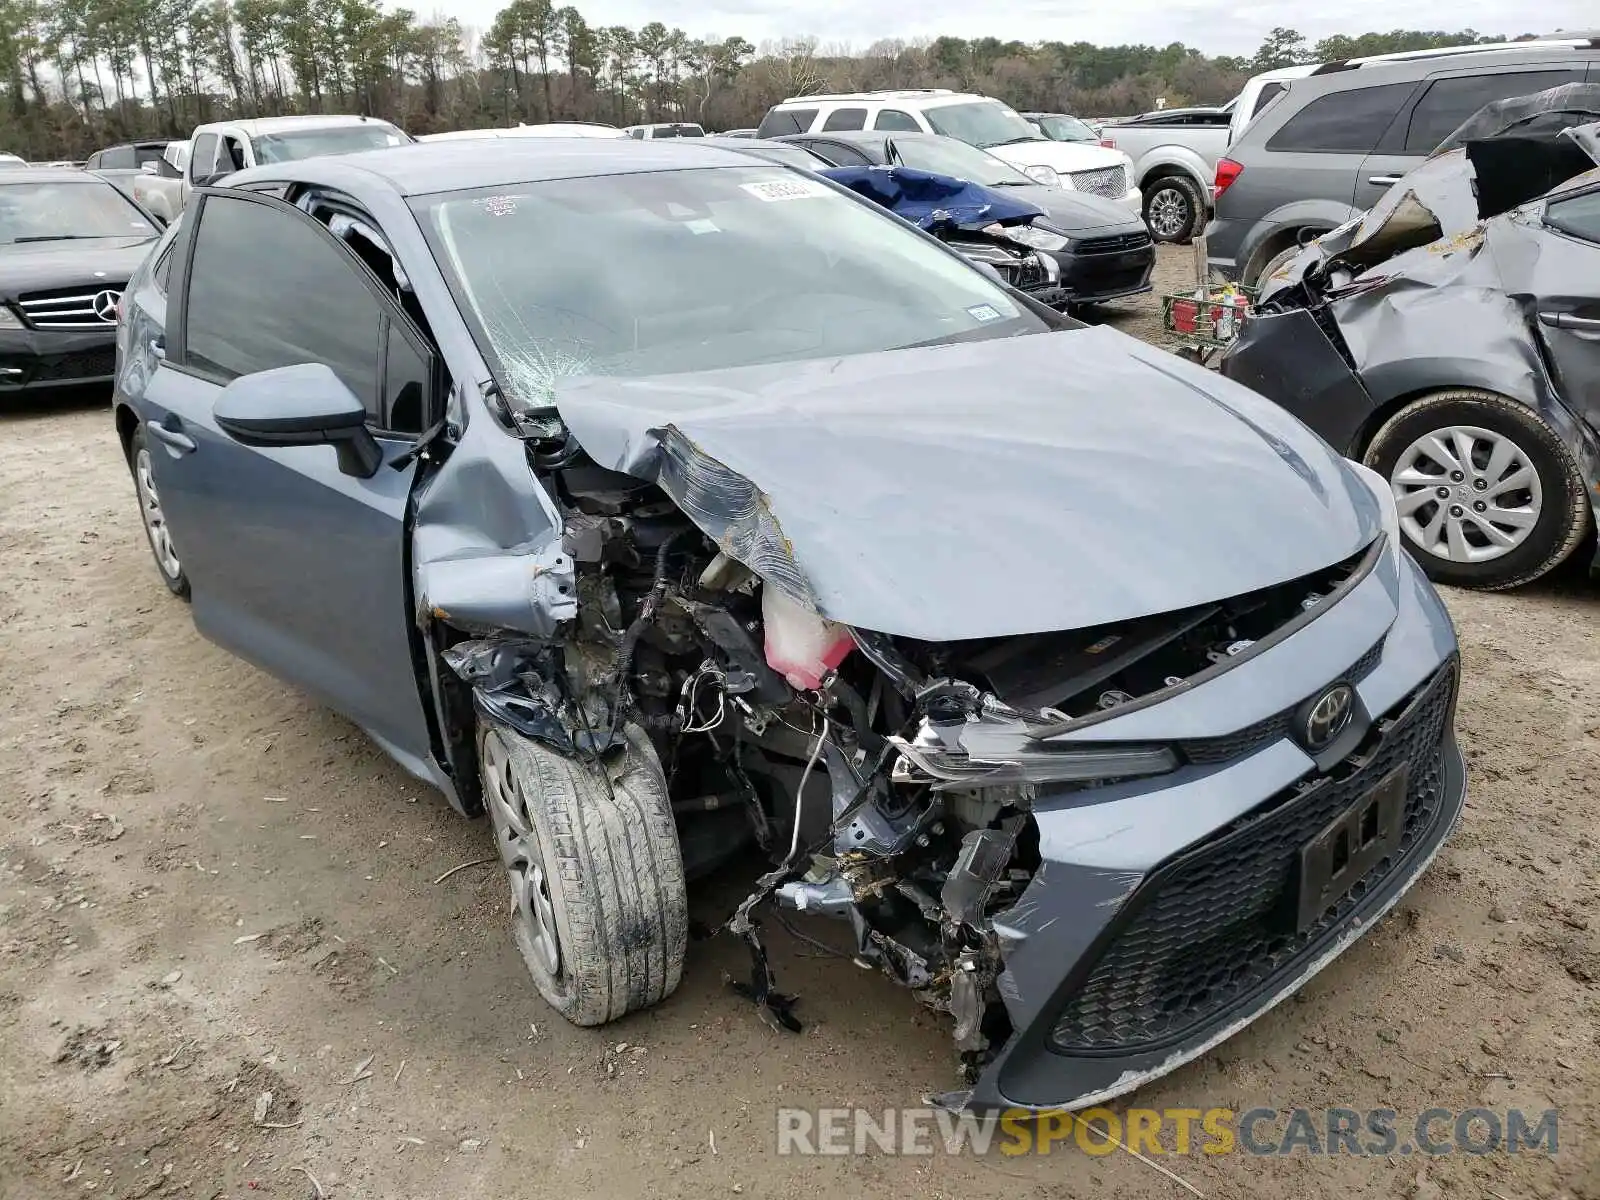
[444,0,1592,58]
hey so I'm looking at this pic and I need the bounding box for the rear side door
[1355,64,1590,211]
[138,187,440,766]
[1257,80,1419,212]
[1531,186,1600,433]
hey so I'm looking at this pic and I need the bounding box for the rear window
[757,108,819,137]
[1402,70,1585,153]
[821,108,867,132]
[1250,82,1288,119]
[1265,82,1414,154]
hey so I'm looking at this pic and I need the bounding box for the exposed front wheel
[1363,390,1592,589]
[478,720,688,1026]
[1142,175,1204,244]
[129,426,189,599]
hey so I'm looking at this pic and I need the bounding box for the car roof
[1294,43,1600,94]
[196,114,400,136]
[223,138,767,197]
[0,166,113,184]
[774,89,987,110]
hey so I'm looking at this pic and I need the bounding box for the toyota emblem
[91,289,122,324]
[1303,684,1355,750]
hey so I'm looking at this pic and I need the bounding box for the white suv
[757,90,1140,214]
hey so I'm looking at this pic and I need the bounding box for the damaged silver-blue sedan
[112,139,1465,1112]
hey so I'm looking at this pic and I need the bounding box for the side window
[813,141,871,166]
[85,151,103,169]
[757,107,818,137]
[874,109,920,131]
[628,128,645,139]
[821,107,867,132]
[1545,190,1600,244]
[152,246,174,293]
[189,133,218,181]
[183,195,384,423]
[220,134,248,172]
[1403,70,1584,153]
[1265,82,1414,154]
[383,321,430,433]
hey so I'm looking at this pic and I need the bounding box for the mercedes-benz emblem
[91,289,122,324]
[1303,683,1355,750]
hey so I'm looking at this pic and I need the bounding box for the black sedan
[774,130,1154,305]
[1,168,163,395]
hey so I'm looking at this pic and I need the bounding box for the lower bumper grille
[0,347,117,386]
[1050,658,1458,1054]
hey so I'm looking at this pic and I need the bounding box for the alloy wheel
[1146,186,1190,239]
[134,446,182,579]
[1390,425,1543,564]
[480,728,562,979]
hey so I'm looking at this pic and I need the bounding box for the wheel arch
[1353,376,1600,572]
[115,402,140,463]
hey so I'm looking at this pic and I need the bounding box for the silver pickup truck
[1098,105,1233,244]
[133,115,410,221]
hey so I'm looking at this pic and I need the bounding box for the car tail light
[1213,157,1243,202]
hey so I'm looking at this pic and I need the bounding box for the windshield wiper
[11,234,100,243]
[983,135,1044,148]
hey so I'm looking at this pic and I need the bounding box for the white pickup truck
[1098,105,1234,244]
[133,114,411,222]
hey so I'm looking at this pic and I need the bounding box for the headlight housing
[1022,163,1060,187]
[986,221,1072,253]
[0,305,23,330]
[1347,460,1402,554]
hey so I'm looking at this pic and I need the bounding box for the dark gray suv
[1207,41,1600,286]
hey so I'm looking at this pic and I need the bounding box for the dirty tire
[128,426,190,600]
[1142,174,1205,244]
[1363,390,1591,590]
[479,720,687,1026]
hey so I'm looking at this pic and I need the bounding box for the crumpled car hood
[556,326,1380,641]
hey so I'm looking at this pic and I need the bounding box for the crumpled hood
[556,326,1380,641]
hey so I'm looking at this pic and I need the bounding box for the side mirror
[213,363,382,478]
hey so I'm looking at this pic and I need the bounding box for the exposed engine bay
[439,423,1374,1082]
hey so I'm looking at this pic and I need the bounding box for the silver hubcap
[1147,187,1189,238]
[1390,425,1542,564]
[134,446,182,579]
[481,730,561,978]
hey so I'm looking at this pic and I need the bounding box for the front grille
[1069,165,1128,200]
[16,285,124,330]
[1050,657,1457,1054]
[1077,230,1152,255]
[1179,636,1385,765]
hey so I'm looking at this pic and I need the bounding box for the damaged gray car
[1224,85,1600,590]
[112,140,1465,1112]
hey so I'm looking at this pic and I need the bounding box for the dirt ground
[2,245,1598,1200]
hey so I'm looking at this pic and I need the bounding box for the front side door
[1531,186,1600,433]
[1355,65,1588,212]
[138,188,438,767]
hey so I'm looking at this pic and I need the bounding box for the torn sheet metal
[555,326,1379,641]
[411,382,575,640]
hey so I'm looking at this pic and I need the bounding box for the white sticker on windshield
[967,304,1003,323]
[741,178,829,203]
[685,219,719,235]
